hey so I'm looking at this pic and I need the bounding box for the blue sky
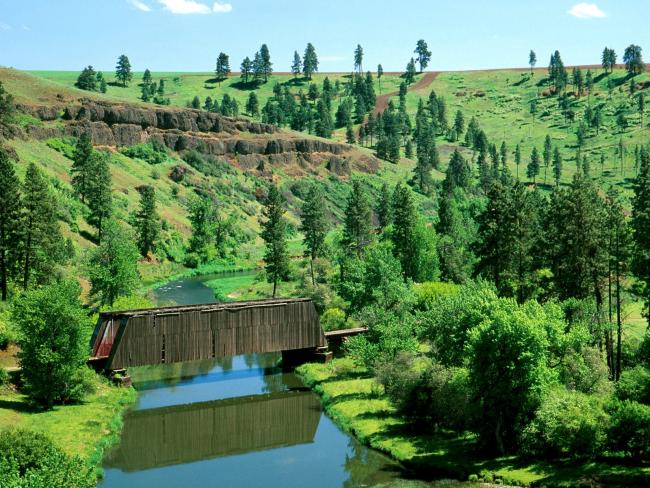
[1,1,649,72]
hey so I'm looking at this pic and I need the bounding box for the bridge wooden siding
[92,298,327,370]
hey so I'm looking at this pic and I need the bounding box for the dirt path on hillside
[374,71,439,113]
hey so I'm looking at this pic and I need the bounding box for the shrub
[412,281,458,311]
[0,367,8,387]
[639,333,650,368]
[45,137,76,159]
[0,429,95,487]
[607,400,650,459]
[521,388,608,459]
[615,366,650,405]
[0,309,16,350]
[560,346,611,395]
[121,142,169,165]
[12,281,94,408]
[320,308,347,331]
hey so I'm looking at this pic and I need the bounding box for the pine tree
[377,64,383,93]
[314,99,332,138]
[414,40,432,72]
[303,43,319,80]
[346,120,355,144]
[0,149,21,301]
[623,44,644,76]
[404,58,417,85]
[135,185,160,258]
[115,54,132,87]
[246,91,260,117]
[391,183,419,280]
[552,147,563,186]
[260,184,289,297]
[376,183,392,232]
[543,135,552,184]
[514,143,522,179]
[142,69,152,86]
[443,149,471,192]
[631,148,650,329]
[354,44,364,73]
[259,44,272,82]
[71,133,93,203]
[291,51,302,78]
[240,56,252,83]
[527,147,540,184]
[75,66,98,91]
[529,50,537,73]
[86,152,113,243]
[87,220,140,306]
[299,184,328,285]
[215,52,231,82]
[342,179,373,257]
[453,110,465,136]
[20,163,63,290]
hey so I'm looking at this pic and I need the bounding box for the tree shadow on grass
[0,398,37,414]
[229,80,264,91]
[79,230,98,245]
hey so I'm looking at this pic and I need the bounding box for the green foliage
[342,179,373,257]
[607,400,650,459]
[85,151,113,241]
[260,184,289,297]
[0,81,15,127]
[521,388,608,459]
[87,220,140,306]
[616,366,650,405]
[134,185,160,257]
[300,183,328,285]
[11,281,93,407]
[0,148,21,301]
[74,66,98,92]
[0,428,95,487]
[115,54,132,87]
[45,137,76,159]
[120,142,169,165]
[412,281,458,310]
[320,307,347,331]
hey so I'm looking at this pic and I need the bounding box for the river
[99,273,473,488]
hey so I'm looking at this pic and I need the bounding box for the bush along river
[99,272,476,488]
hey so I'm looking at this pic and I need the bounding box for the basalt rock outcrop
[17,101,377,175]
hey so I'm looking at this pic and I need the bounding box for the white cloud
[568,3,606,19]
[128,0,152,12]
[0,22,11,31]
[212,2,232,13]
[158,0,212,14]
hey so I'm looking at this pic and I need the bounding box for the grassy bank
[297,357,650,487]
[0,376,137,478]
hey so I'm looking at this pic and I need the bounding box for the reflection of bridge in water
[104,390,322,472]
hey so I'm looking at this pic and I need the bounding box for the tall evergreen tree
[240,56,252,83]
[342,180,373,257]
[414,40,432,72]
[71,133,93,203]
[115,54,132,87]
[623,44,644,75]
[527,147,541,184]
[390,183,418,280]
[303,43,319,80]
[299,184,328,285]
[631,148,650,329]
[529,50,537,73]
[0,149,21,301]
[354,44,364,73]
[75,66,98,91]
[20,163,63,290]
[514,143,522,179]
[215,52,231,82]
[404,58,417,85]
[552,147,563,186]
[543,135,552,184]
[259,44,272,82]
[601,47,617,74]
[86,152,113,243]
[135,185,160,258]
[291,51,302,78]
[376,183,392,232]
[260,184,290,297]
[246,91,260,117]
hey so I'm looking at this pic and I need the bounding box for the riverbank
[0,376,137,478]
[296,357,650,487]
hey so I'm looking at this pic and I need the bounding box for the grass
[297,357,650,487]
[0,376,137,476]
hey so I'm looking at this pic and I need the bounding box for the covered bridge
[91,298,327,371]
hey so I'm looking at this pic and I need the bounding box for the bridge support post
[281,348,332,368]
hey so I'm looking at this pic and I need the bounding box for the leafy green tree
[632,148,650,329]
[414,40,432,72]
[246,91,259,117]
[260,184,290,297]
[75,66,97,91]
[71,133,93,203]
[623,44,644,75]
[20,163,63,290]
[87,220,140,306]
[134,185,160,258]
[215,52,231,82]
[342,179,373,257]
[354,44,364,73]
[115,54,133,87]
[529,49,537,73]
[259,44,272,82]
[187,195,216,260]
[12,280,92,408]
[300,184,328,285]
[291,51,302,78]
[240,56,252,82]
[0,149,21,301]
[469,299,552,453]
[527,146,541,184]
[303,43,319,80]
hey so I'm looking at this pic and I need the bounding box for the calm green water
[99,273,472,488]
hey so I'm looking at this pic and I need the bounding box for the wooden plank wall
[103,391,321,471]
[106,299,326,369]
